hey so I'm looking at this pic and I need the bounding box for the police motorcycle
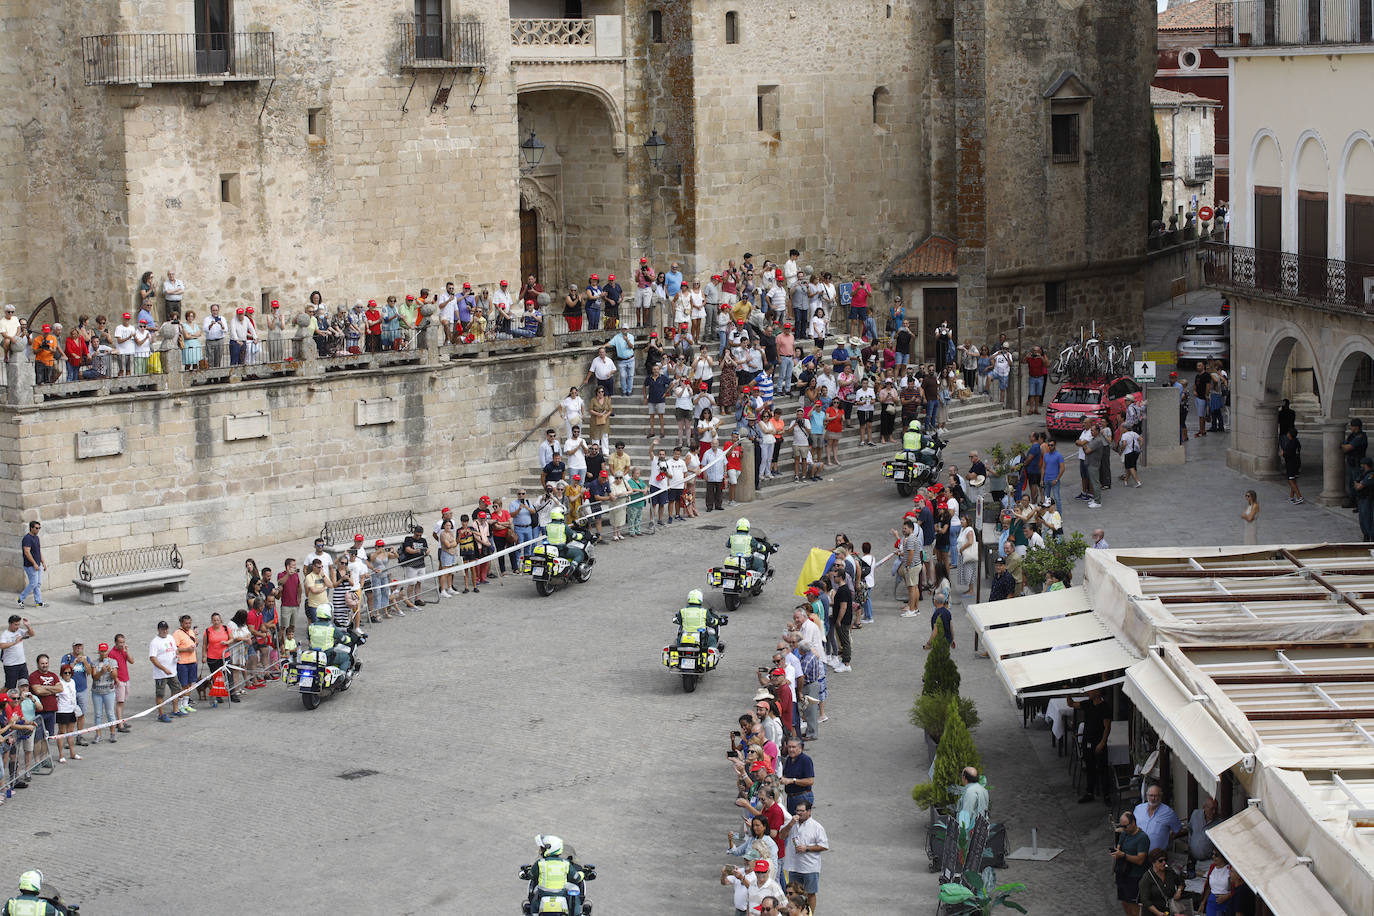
[883,419,947,497]
[7,870,79,914]
[520,835,597,915]
[283,606,367,710]
[525,508,600,597]
[662,589,729,693]
[707,518,779,612]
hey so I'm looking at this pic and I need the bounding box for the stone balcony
[81,32,276,86]
[509,16,624,60]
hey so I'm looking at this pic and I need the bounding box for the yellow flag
[794,547,834,596]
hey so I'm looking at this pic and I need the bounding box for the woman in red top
[364,302,382,353]
[824,403,844,468]
[1025,346,1049,414]
[63,327,88,382]
[201,612,235,707]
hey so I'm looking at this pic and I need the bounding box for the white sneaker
[900,610,920,618]
[1087,501,1102,509]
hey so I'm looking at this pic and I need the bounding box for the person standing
[107,633,134,729]
[90,642,118,742]
[780,800,828,914]
[1025,345,1048,414]
[1342,418,1368,508]
[2,615,34,689]
[1355,461,1374,541]
[162,269,185,319]
[702,441,727,512]
[17,521,45,609]
[1241,489,1262,544]
[58,642,92,746]
[1280,427,1304,504]
[172,615,198,714]
[1069,689,1111,803]
[1118,425,1142,488]
[1111,811,1151,916]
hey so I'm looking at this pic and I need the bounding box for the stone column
[1318,419,1347,506]
[1144,386,1184,466]
[6,344,34,405]
[538,293,555,352]
[738,442,757,502]
[159,323,183,392]
[1237,398,1284,479]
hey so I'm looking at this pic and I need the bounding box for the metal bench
[72,544,190,604]
[320,509,416,555]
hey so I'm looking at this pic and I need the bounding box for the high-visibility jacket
[5,895,59,916]
[308,622,338,651]
[903,430,923,451]
[678,605,707,632]
[536,857,571,892]
[546,523,567,545]
[728,533,754,556]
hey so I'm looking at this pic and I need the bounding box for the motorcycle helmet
[687,589,704,606]
[550,508,565,522]
[18,870,42,893]
[736,518,750,533]
[315,606,332,621]
[908,420,922,432]
[537,834,564,857]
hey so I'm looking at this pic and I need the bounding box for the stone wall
[0,347,594,591]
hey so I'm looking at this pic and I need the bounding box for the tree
[1022,530,1088,591]
[921,629,960,697]
[912,695,982,810]
[1149,117,1164,226]
[910,690,980,742]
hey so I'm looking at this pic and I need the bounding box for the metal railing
[81,32,276,86]
[1160,160,1175,178]
[1202,242,1374,310]
[399,20,486,68]
[321,510,416,546]
[78,544,183,582]
[510,18,595,46]
[1215,0,1374,47]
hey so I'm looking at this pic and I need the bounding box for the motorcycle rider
[4,871,63,915]
[307,606,358,674]
[674,588,725,653]
[902,419,924,453]
[525,835,588,915]
[544,508,590,573]
[727,518,773,576]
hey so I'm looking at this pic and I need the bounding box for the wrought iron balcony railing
[1215,0,1374,48]
[1203,242,1374,310]
[81,32,276,86]
[400,20,486,69]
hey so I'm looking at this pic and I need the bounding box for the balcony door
[1298,192,1328,298]
[1254,186,1281,289]
[415,0,446,60]
[195,0,232,75]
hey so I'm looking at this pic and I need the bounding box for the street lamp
[520,130,545,172]
[643,129,667,169]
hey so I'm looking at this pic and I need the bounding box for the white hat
[968,474,986,487]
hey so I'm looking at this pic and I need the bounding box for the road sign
[1133,360,1157,383]
[1143,350,1176,363]
[1198,206,1214,222]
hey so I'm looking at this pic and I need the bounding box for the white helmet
[536,834,564,857]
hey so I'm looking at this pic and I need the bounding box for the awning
[1207,806,1347,916]
[1123,655,1244,798]
[967,585,1093,629]
[981,613,1115,658]
[995,639,1141,700]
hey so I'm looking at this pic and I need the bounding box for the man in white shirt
[783,249,800,291]
[0,304,20,358]
[665,446,688,521]
[148,620,180,722]
[584,346,618,397]
[435,281,458,342]
[304,537,333,575]
[203,303,228,367]
[113,312,136,376]
[490,280,513,335]
[563,426,589,477]
[781,801,829,911]
[229,307,251,365]
[162,270,185,320]
[791,607,825,657]
[701,441,727,511]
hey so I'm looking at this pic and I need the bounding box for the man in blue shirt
[1024,432,1044,504]
[664,262,683,298]
[780,735,816,814]
[611,329,636,395]
[1040,439,1066,512]
[18,521,44,609]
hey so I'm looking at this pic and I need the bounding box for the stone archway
[520,173,564,291]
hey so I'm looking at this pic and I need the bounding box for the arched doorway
[516,87,629,293]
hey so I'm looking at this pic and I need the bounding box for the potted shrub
[912,695,982,811]
[1022,530,1088,592]
[911,690,980,762]
[986,441,1028,499]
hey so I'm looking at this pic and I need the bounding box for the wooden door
[520,207,540,286]
[1347,196,1374,304]
[1298,192,1327,299]
[923,288,958,362]
[1255,187,1281,290]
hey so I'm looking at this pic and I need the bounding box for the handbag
[148,351,163,374]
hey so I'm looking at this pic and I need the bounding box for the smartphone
[1108,846,1118,853]
[727,751,739,759]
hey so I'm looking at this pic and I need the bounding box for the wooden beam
[1158,592,1332,603]
[1245,709,1374,721]
[1212,673,1374,684]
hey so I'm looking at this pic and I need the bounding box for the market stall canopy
[1207,806,1347,916]
[1123,654,1243,798]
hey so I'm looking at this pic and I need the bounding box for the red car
[1045,376,1144,437]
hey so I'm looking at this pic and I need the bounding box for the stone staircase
[508,385,1018,500]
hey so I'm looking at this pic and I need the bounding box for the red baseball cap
[441,507,451,513]
[650,332,658,338]
[235,308,245,315]
[679,322,688,328]
[607,274,615,282]
[480,495,491,504]
[572,474,582,481]
[246,307,255,315]
[775,268,784,279]
[405,295,415,302]
[712,274,721,281]
[368,299,377,307]
[122,312,132,319]
[463,282,471,290]
[742,386,751,392]
[375,539,386,547]
[640,257,648,264]
[41,324,51,332]
[784,322,793,329]
[589,274,598,281]
[736,319,745,325]
[500,280,508,287]
[599,469,608,477]
[770,667,785,676]
[270,299,280,308]
[753,860,770,873]
[699,382,708,390]
[98,642,110,652]
[353,534,364,542]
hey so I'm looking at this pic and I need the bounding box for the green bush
[912,695,982,810]
[921,630,960,697]
[910,690,980,741]
[1023,530,1089,590]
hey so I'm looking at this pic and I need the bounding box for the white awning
[1207,806,1347,916]
[995,639,1142,700]
[1123,655,1244,799]
[981,612,1115,658]
[967,585,1093,629]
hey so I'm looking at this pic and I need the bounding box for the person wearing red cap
[228,306,251,366]
[634,256,656,327]
[456,282,476,336]
[113,311,136,377]
[436,281,459,342]
[490,278,514,336]
[583,274,604,330]
[363,298,382,352]
[90,640,119,742]
[599,273,622,330]
[397,293,419,330]
[29,323,59,384]
[720,859,784,913]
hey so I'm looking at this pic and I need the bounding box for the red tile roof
[1158,0,1219,33]
[887,235,957,279]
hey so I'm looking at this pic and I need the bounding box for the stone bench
[72,544,190,604]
